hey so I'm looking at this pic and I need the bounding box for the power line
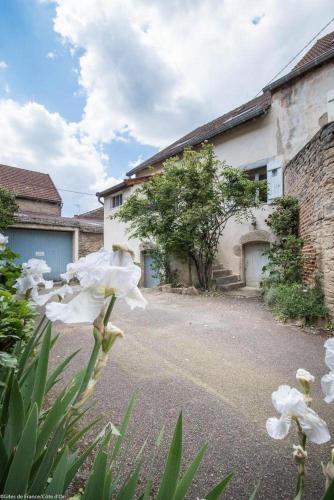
[58,187,96,196]
[255,16,334,96]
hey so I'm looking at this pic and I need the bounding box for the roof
[97,175,153,198]
[14,211,103,233]
[264,31,334,92]
[127,30,334,177]
[74,207,104,220]
[127,93,271,175]
[0,164,62,203]
[294,31,334,69]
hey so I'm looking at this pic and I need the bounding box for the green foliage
[0,290,35,357]
[264,280,328,323]
[265,195,299,237]
[0,320,233,498]
[81,410,233,500]
[0,248,34,368]
[0,320,104,497]
[0,247,22,294]
[262,235,304,286]
[150,247,179,286]
[262,196,328,324]
[0,189,18,232]
[116,143,265,289]
[262,196,304,287]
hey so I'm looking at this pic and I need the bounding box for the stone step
[217,281,245,291]
[212,264,224,271]
[212,269,232,278]
[215,274,241,285]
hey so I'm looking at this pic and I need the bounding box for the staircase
[212,264,244,292]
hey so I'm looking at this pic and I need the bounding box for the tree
[0,189,18,232]
[116,143,266,289]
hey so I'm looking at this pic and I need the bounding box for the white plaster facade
[104,185,143,263]
[101,56,334,286]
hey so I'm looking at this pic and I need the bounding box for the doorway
[244,242,269,287]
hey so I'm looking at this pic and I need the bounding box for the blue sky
[0,0,333,214]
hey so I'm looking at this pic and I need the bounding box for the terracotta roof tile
[0,164,62,203]
[75,207,104,220]
[294,31,334,69]
[127,93,271,175]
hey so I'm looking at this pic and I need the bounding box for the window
[111,193,123,208]
[246,166,267,203]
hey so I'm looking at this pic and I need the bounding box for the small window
[111,194,123,208]
[246,166,267,203]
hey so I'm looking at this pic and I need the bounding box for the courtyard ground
[51,290,333,499]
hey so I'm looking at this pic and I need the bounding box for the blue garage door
[6,228,73,281]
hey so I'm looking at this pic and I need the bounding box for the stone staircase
[212,264,244,291]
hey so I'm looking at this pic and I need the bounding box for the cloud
[47,51,56,59]
[0,99,120,215]
[50,0,334,149]
[128,155,143,170]
[0,61,8,70]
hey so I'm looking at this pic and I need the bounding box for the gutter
[126,105,270,176]
[263,48,334,92]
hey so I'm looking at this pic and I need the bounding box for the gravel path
[51,290,333,499]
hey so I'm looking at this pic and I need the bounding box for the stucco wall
[272,62,334,162]
[104,185,143,263]
[17,198,61,216]
[284,122,334,316]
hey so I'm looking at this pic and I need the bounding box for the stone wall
[17,198,61,216]
[284,122,334,316]
[79,229,103,258]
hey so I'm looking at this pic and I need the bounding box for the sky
[0,0,333,215]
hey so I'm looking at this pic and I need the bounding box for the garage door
[244,242,269,288]
[6,228,73,281]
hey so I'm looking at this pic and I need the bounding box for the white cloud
[128,155,143,170]
[0,99,120,215]
[47,51,56,59]
[0,61,8,70]
[50,0,334,148]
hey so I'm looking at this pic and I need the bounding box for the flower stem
[73,295,116,408]
[74,332,102,405]
[294,429,307,500]
[104,294,116,326]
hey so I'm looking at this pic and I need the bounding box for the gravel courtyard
[51,290,333,499]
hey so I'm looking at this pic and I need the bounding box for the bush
[0,289,35,355]
[0,246,22,293]
[262,196,305,287]
[264,281,328,323]
[0,245,35,368]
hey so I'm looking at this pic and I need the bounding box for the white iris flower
[266,384,330,444]
[45,248,147,324]
[14,258,52,300]
[321,339,334,403]
[0,233,8,250]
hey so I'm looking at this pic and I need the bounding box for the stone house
[0,164,103,279]
[98,32,334,311]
